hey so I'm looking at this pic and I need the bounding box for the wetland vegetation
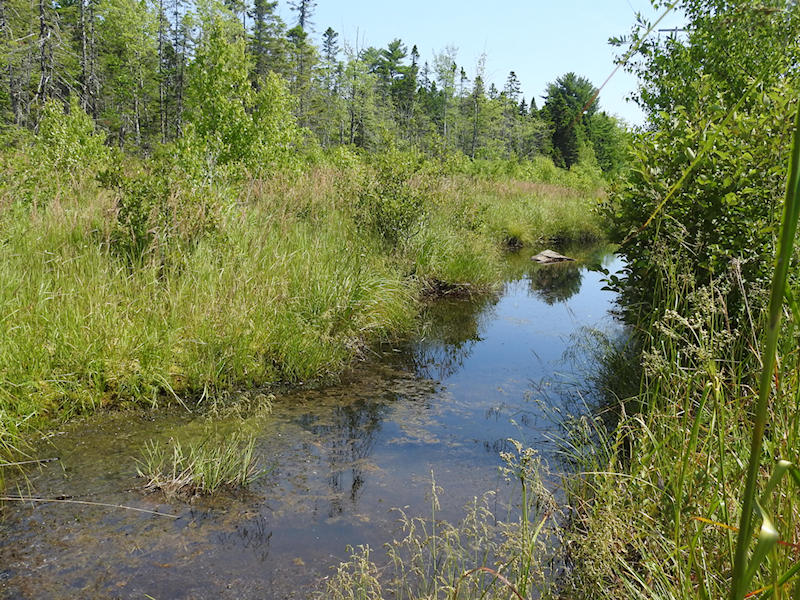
[0,0,614,452]
[6,0,800,599]
[562,2,800,600]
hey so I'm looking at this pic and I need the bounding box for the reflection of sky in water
[395,253,625,467]
[0,250,624,599]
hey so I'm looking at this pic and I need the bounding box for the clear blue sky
[281,0,685,126]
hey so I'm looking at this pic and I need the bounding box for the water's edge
[0,246,623,599]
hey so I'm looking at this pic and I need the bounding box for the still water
[0,248,622,599]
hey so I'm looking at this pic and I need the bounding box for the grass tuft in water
[135,433,265,498]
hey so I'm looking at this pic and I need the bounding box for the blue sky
[283,1,686,126]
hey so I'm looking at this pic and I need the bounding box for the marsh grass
[0,158,603,453]
[135,432,265,498]
[558,244,800,599]
[323,444,562,600]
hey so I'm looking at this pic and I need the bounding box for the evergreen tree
[248,0,288,84]
[321,26,338,65]
[286,23,316,125]
[587,110,627,174]
[312,26,344,146]
[503,71,520,103]
[288,0,315,31]
[541,72,597,168]
[499,71,524,158]
[393,43,418,136]
[0,0,35,125]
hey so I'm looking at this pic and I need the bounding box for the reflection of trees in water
[215,515,273,562]
[294,400,389,516]
[389,293,499,380]
[528,263,583,304]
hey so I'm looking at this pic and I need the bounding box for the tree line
[0,0,626,173]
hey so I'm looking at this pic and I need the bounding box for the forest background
[0,0,628,172]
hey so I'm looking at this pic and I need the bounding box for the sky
[281,0,686,126]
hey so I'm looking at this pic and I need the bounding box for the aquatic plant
[135,432,264,498]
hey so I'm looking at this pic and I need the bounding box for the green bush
[356,144,431,247]
[35,98,108,176]
[101,156,222,263]
[600,81,795,322]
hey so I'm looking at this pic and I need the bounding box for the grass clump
[135,432,264,498]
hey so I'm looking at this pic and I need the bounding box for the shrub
[356,143,431,248]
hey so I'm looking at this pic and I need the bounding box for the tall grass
[322,444,561,600]
[0,196,414,434]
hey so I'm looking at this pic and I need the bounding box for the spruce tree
[541,72,597,168]
[248,0,288,84]
[289,0,315,31]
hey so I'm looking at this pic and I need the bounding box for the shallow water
[0,247,622,599]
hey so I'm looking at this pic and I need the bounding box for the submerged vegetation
[322,444,561,600]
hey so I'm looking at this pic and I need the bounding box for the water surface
[0,247,622,599]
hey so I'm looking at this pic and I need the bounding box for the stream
[0,247,622,599]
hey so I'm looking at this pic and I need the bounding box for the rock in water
[531,249,576,264]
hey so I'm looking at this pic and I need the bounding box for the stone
[531,249,576,264]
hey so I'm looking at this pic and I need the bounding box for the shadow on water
[0,244,623,600]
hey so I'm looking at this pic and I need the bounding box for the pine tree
[503,71,520,103]
[311,26,344,147]
[322,27,338,65]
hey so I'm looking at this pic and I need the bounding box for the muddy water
[0,248,622,599]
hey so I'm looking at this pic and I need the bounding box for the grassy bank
[0,148,604,453]
[558,54,800,600]
[558,255,795,599]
